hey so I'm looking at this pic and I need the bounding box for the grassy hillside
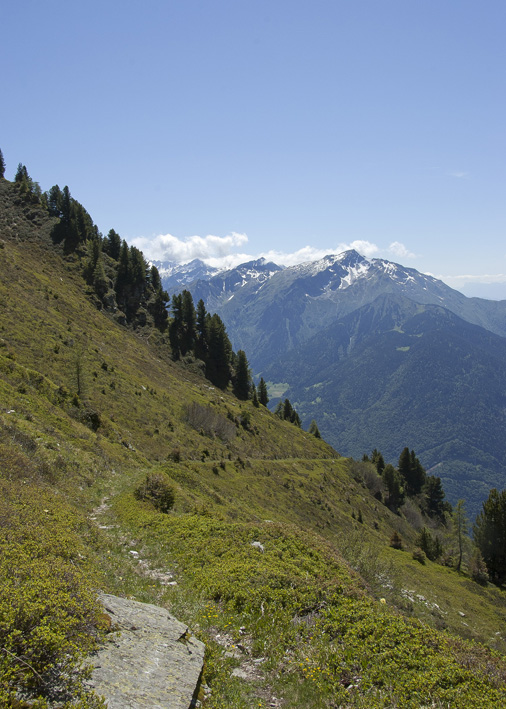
[1,175,506,707]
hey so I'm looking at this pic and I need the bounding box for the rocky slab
[88,593,205,708]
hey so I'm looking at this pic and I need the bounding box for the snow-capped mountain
[152,259,221,293]
[172,249,506,371]
[179,258,285,312]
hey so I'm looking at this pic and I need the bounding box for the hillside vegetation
[1,169,506,708]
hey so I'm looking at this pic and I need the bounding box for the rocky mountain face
[152,258,221,292]
[160,257,284,313]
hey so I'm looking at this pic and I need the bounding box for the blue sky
[2,1,506,296]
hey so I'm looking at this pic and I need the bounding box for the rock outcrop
[88,593,205,708]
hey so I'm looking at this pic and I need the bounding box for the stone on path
[88,593,205,708]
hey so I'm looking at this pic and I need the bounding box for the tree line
[364,446,450,522]
[365,444,506,585]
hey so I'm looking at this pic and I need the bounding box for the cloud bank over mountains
[132,232,415,269]
[131,231,506,299]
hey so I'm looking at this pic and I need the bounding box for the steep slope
[263,293,506,517]
[2,175,506,708]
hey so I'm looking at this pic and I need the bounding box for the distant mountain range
[158,250,506,516]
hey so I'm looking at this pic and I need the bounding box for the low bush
[134,471,176,512]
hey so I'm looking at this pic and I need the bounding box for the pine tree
[180,290,196,356]
[105,229,122,260]
[195,299,208,361]
[0,148,5,178]
[382,463,405,510]
[233,350,251,400]
[169,293,183,360]
[205,314,231,389]
[47,185,63,217]
[308,419,321,438]
[258,377,269,406]
[149,287,169,331]
[452,500,469,572]
[398,447,426,496]
[371,448,385,474]
[473,488,506,583]
[283,398,294,421]
[149,264,161,291]
[423,475,450,521]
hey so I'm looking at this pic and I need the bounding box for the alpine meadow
[2,154,506,708]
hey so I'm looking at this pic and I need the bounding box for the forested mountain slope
[263,293,506,518]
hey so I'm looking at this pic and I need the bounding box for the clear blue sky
[2,1,506,296]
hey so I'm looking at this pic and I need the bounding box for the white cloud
[388,241,415,259]
[130,232,381,269]
[449,170,470,179]
[438,273,506,287]
[130,231,248,262]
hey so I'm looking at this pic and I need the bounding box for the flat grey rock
[88,593,205,708]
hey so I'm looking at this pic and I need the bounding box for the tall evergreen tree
[308,419,321,438]
[149,264,161,291]
[149,287,169,331]
[105,229,122,260]
[115,240,131,310]
[180,290,196,356]
[474,488,506,583]
[382,463,405,510]
[0,148,5,178]
[195,299,208,361]
[205,314,231,389]
[169,293,183,360]
[422,475,450,521]
[398,447,426,496]
[371,448,385,474]
[452,500,469,572]
[258,377,269,406]
[233,350,251,400]
[47,185,63,217]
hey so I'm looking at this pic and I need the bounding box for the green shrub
[469,549,489,585]
[0,480,104,707]
[389,531,403,550]
[412,548,426,564]
[134,472,176,512]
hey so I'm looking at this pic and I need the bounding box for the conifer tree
[283,398,294,421]
[205,314,231,389]
[371,448,385,474]
[105,229,122,260]
[180,290,196,356]
[382,463,405,510]
[149,264,161,291]
[115,240,131,310]
[233,350,251,400]
[452,500,469,572]
[308,419,321,438]
[474,488,506,583]
[398,447,426,496]
[422,475,450,521]
[195,299,208,361]
[169,293,183,360]
[0,148,5,178]
[258,377,269,406]
[149,287,169,331]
